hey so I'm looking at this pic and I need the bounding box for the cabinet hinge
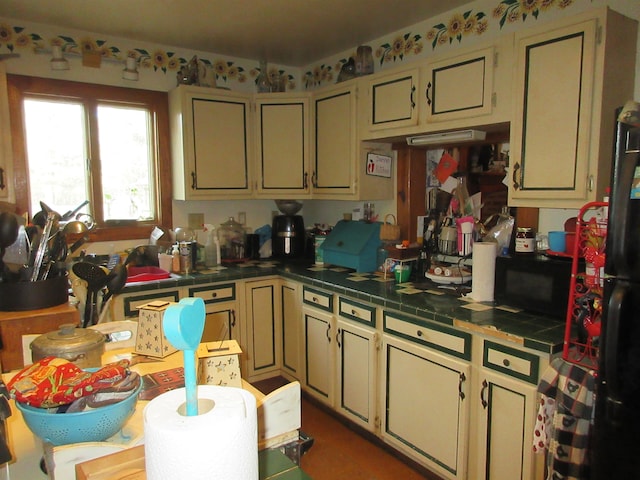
[493,51,499,68]
[596,25,603,45]
[491,92,497,108]
[374,415,381,430]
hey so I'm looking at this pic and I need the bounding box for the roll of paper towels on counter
[468,242,498,302]
[144,385,258,480]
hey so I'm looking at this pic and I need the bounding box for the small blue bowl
[15,380,142,446]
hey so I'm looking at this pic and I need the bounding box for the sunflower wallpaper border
[302,0,581,88]
[0,0,592,91]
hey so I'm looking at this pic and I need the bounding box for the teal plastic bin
[318,220,381,272]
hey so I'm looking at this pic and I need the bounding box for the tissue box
[134,301,178,358]
[197,339,243,387]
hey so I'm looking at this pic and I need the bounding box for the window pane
[24,99,88,215]
[98,105,155,221]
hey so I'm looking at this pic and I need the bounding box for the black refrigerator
[591,103,640,479]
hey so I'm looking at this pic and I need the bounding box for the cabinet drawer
[302,287,333,312]
[187,283,236,305]
[384,311,471,360]
[482,340,540,384]
[122,290,181,318]
[338,297,376,327]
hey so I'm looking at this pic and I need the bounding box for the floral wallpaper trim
[305,0,577,88]
[0,23,296,88]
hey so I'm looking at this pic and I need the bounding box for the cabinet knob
[0,167,4,190]
[417,330,423,337]
[351,309,358,317]
[502,358,511,367]
[211,292,218,298]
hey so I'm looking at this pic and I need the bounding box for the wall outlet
[188,213,204,230]
[238,211,246,225]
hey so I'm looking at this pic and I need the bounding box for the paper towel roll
[144,386,258,480]
[469,242,498,302]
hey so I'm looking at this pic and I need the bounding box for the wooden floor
[252,377,439,480]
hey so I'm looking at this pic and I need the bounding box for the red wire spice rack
[562,201,608,371]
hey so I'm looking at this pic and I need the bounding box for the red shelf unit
[562,201,608,371]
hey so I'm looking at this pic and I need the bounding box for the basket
[15,380,142,446]
[380,214,401,241]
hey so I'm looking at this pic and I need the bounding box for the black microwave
[494,254,581,319]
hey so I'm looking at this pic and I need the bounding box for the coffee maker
[272,200,306,259]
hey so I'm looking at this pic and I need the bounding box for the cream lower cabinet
[381,311,472,480]
[336,297,379,432]
[469,338,547,480]
[280,279,302,381]
[244,278,281,381]
[509,8,637,208]
[302,286,335,406]
[185,283,240,343]
[169,85,253,200]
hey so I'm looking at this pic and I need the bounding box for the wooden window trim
[7,75,173,242]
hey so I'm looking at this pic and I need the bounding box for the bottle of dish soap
[204,224,220,267]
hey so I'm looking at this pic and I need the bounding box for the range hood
[406,129,486,146]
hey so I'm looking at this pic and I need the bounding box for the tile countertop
[121,260,566,356]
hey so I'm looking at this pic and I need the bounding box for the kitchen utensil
[163,297,205,416]
[72,262,109,328]
[61,200,89,221]
[100,263,127,314]
[30,324,105,368]
[31,212,56,281]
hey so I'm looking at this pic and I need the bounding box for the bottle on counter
[171,244,181,273]
[204,224,220,268]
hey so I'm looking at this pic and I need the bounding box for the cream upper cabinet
[254,93,311,198]
[365,67,420,132]
[509,8,637,208]
[419,38,512,127]
[312,80,394,200]
[0,64,14,203]
[312,81,357,197]
[169,85,253,200]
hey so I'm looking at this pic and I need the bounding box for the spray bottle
[203,224,220,267]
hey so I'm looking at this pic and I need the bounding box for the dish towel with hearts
[534,357,596,480]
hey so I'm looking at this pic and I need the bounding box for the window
[7,75,172,242]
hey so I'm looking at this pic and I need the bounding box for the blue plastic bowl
[15,380,142,446]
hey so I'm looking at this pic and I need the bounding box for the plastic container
[204,224,220,267]
[0,274,68,311]
[394,264,412,283]
[218,217,247,261]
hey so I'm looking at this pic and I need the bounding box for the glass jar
[515,227,536,254]
[218,216,247,261]
[256,60,272,93]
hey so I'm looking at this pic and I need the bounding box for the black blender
[272,200,305,259]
